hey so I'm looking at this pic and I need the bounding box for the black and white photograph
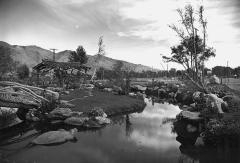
[1,0,240,162]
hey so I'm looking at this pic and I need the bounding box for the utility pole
[227,61,229,83]
[50,48,57,61]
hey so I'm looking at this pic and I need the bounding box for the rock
[59,100,75,108]
[61,90,70,95]
[32,128,77,145]
[182,105,194,111]
[186,124,198,133]
[177,111,203,121]
[113,86,124,95]
[209,75,220,84]
[195,135,205,147]
[131,85,147,92]
[190,103,196,107]
[64,116,89,126]
[129,92,137,97]
[205,94,228,114]
[103,88,113,92]
[84,84,94,89]
[95,116,111,125]
[70,111,83,117]
[48,108,73,120]
[83,119,103,128]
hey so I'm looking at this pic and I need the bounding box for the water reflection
[0,99,228,163]
[128,99,181,150]
[125,115,133,137]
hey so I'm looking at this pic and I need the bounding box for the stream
[1,98,239,163]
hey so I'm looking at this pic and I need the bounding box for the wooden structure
[33,59,91,87]
[33,59,91,73]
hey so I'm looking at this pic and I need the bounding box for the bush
[17,64,29,79]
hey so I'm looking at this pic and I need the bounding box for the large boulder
[32,128,77,145]
[64,116,89,126]
[131,85,147,93]
[48,108,73,120]
[209,75,220,84]
[205,94,228,114]
[177,111,203,122]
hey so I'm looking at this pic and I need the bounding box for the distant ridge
[0,41,158,72]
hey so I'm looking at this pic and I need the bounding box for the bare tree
[164,5,215,91]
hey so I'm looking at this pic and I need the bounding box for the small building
[33,59,91,87]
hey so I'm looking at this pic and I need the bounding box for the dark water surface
[0,99,196,163]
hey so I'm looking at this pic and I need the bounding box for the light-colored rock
[48,108,73,119]
[178,111,203,121]
[195,135,205,147]
[209,75,220,84]
[59,100,75,108]
[205,94,228,113]
[95,116,111,125]
[129,92,137,97]
[32,128,77,145]
[64,116,89,126]
[186,124,197,133]
[103,88,113,92]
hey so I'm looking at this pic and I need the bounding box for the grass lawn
[61,89,146,116]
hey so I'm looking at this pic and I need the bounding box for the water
[0,99,197,163]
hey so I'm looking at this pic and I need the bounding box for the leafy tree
[234,66,240,77]
[212,66,233,77]
[69,46,88,64]
[113,61,123,79]
[162,5,215,91]
[17,64,29,79]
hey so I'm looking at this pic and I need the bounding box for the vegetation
[69,46,88,64]
[0,45,16,79]
[17,64,30,79]
[61,89,145,116]
[162,5,216,91]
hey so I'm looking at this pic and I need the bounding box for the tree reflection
[125,114,133,137]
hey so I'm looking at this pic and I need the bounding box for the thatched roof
[33,59,91,72]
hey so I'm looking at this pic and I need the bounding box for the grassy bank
[61,89,146,116]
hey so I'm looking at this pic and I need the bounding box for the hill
[0,41,157,72]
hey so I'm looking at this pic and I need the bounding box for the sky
[0,0,240,69]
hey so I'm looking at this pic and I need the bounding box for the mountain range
[0,41,157,73]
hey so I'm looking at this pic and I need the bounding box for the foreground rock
[32,128,77,145]
[48,108,73,120]
[205,94,228,114]
[177,111,203,122]
[64,116,89,126]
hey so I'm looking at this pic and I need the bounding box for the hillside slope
[0,41,157,72]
